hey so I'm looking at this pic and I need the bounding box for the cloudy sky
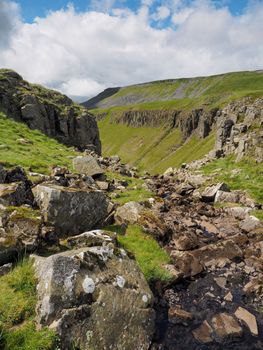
[0,0,262,101]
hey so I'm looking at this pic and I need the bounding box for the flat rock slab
[33,183,109,236]
[73,156,104,176]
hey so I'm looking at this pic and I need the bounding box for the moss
[106,225,172,282]
[5,206,41,221]
[0,259,57,350]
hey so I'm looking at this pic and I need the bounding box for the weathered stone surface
[33,238,155,350]
[201,183,230,202]
[211,313,242,342]
[73,156,104,176]
[33,184,109,236]
[0,206,41,265]
[192,320,213,344]
[96,181,109,190]
[0,182,33,206]
[235,307,258,336]
[65,230,117,249]
[168,307,193,325]
[215,190,240,203]
[0,262,12,276]
[240,215,262,233]
[115,201,144,225]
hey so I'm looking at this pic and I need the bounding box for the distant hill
[83,70,263,173]
[83,70,263,110]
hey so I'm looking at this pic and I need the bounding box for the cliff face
[98,107,218,139]
[0,69,101,154]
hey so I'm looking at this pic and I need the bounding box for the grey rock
[0,182,33,206]
[33,241,155,350]
[115,201,144,225]
[33,183,109,236]
[201,183,230,202]
[73,156,104,176]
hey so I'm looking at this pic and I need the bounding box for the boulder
[215,190,240,203]
[65,230,117,249]
[115,201,144,225]
[33,235,155,350]
[0,182,33,206]
[0,206,41,265]
[73,156,104,177]
[33,184,109,236]
[240,215,262,233]
[201,183,230,202]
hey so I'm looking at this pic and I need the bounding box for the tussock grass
[0,259,57,350]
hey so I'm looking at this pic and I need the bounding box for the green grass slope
[0,112,78,174]
[90,70,263,174]
[87,70,263,110]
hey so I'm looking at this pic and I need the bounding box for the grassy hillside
[88,70,263,174]
[87,70,263,110]
[0,112,78,174]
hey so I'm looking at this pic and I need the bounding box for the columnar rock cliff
[0,69,101,153]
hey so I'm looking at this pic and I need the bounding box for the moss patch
[106,225,172,282]
[0,259,57,350]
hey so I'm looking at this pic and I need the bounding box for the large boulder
[201,183,230,202]
[33,232,155,350]
[33,184,109,235]
[73,155,104,177]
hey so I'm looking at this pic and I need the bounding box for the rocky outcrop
[214,97,263,161]
[146,169,263,349]
[0,69,101,153]
[33,231,155,350]
[33,183,109,236]
[110,108,218,139]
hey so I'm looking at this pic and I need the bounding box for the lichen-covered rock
[115,201,144,225]
[33,183,109,236]
[33,233,155,350]
[73,155,104,176]
[0,69,101,153]
[65,229,117,249]
[0,182,32,206]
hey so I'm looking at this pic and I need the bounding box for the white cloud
[153,6,171,21]
[0,0,20,48]
[0,1,262,99]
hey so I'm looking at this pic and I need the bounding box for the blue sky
[0,0,262,99]
[17,0,250,23]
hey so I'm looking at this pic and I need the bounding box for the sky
[0,0,262,101]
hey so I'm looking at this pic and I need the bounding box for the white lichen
[82,276,96,294]
[142,294,148,303]
[116,275,126,288]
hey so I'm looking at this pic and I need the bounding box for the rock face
[0,69,101,153]
[33,183,109,235]
[33,231,155,350]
